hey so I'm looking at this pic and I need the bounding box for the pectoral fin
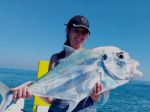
[101,91,110,106]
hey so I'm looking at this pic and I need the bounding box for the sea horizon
[0,67,149,112]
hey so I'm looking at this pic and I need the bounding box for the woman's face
[67,27,89,49]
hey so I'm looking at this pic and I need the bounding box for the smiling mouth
[75,38,82,43]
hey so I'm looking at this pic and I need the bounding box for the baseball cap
[65,15,90,34]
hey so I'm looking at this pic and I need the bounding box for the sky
[0,0,150,81]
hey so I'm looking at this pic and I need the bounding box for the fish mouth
[134,69,143,77]
[132,61,143,77]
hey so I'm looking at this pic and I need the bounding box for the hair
[57,26,71,59]
[64,34,70,46]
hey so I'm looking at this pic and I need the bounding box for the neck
[71,45,83,50]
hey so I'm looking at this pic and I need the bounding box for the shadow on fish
[0,46,143,112]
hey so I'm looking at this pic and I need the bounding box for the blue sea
[0,68,150,112]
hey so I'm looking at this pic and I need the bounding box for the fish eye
[102,54,107,60]
[117,53,124,59]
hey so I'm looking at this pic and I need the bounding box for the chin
[72,46,81,50]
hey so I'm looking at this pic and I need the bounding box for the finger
[22,86,27,98]
[10,81,32,91]
[95,83,99,93]
[92,84,97,94]
[26,88,32,98]
[13,91,18,101]
[96,82,102,93]
[18,87,23,99]
[100,83,102,91]
[10,86,22,92]
[96,83,103,95]
[93,82,99,94]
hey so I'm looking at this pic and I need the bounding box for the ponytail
[64,34,70,46]
[57,28,71,59]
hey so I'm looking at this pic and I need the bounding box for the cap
[65,15,90,34]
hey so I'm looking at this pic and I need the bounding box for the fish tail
[0,81,13,112]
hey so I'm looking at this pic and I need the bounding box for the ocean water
[0,68,150,112]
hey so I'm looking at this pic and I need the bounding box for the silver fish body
[0,46,143,112]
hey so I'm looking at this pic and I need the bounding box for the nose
[77,33,84,38]
[75,33,85,41]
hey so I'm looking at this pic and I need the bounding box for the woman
[11,15,102,112]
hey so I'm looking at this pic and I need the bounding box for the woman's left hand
[90,82,102,102]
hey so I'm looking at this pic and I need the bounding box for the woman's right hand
[10,81,33,101]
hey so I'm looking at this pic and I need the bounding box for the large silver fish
[0,46,143,112]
